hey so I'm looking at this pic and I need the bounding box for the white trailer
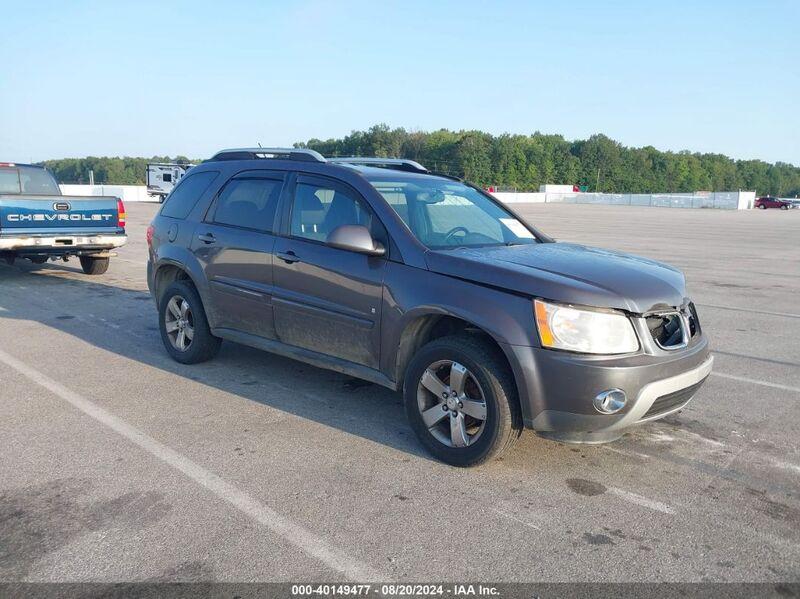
[539,184,578,193]
[146,163,194,201]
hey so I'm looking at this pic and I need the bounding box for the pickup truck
[0,162,127,274]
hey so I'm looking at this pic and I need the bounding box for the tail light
[146,224,154,247]
[117,198,126,229]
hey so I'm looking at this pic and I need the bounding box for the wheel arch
[152,256,215,324]
[392,308,524,405]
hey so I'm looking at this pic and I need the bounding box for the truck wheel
[403,334,522,467]
[79,256,109,275]
[159,280,221,364]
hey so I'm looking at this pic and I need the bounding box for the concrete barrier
[59,184,159,203]
[493,190,755,210]
[58,183,758,210]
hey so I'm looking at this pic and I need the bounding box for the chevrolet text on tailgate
[146,148,713,466]
[0,163,127,274]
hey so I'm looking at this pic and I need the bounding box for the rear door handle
[277,250,300,264]
[197,233,216,244]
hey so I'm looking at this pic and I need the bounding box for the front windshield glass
[366,174,538,249]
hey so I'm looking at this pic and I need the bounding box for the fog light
[593,389,627,414]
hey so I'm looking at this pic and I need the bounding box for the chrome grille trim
[644,302,700,351]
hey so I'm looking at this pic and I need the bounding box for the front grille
[645,302,701,350]
[643,378,707,419]
[688,302,701,337]
[646,313,684,348]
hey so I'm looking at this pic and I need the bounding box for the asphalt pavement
[1,202,798,583]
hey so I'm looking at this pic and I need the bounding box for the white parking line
[608,488,675,514]
[698,303,800,319]
[493,510,540,530]
[711,371,800,394]
[675,429,725,448]
[770,459,800,475]
[0,347,386,582]
[603,446,651,460]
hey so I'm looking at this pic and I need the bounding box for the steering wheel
[443,226,470,244]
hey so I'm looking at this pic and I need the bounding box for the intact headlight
[534,299,639,354]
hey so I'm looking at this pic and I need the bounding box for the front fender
[379,262,538,386]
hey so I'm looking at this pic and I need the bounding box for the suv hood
[426,242,687,314]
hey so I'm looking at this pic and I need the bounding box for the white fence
[59,183,758,211]
[59,184,158,203]
[493,190,756,210]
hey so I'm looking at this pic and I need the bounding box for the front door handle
[197,232,216,244]
[277,250,300,264]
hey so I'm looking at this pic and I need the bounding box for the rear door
[191,170,285,339]
[272,174,389,369]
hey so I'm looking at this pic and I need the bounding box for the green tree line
[39,156,195,186]
[39,126,800,196]
[298,125,800,196]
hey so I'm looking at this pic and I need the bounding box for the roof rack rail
[328,157,429,174]
[430,171,463,182]
[209,147,326,163]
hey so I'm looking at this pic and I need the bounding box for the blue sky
[2,0,798,164]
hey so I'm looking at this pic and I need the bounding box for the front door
[272,175,388,369]
[192,171,285,339]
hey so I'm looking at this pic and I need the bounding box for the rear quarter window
[160,171,219,219]
[19,167,60,194]
[0,168,20,193]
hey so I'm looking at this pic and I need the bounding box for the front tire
[79,256,109,275]
[403,335,522,467]
[158,280,221,364]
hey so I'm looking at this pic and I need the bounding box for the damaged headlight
[534,299,639,354]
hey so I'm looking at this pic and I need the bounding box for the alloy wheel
[164,295,195,352]
[416,360,487,448]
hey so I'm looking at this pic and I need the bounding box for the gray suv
[146,148,712,466]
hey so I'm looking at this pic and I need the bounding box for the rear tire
[403,334,522,467]
[758,204,766,209]
[79,256,109,275]
[159,280,221,364]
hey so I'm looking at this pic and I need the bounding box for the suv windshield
[365,173,538,249]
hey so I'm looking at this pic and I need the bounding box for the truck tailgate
[0,195,121,235]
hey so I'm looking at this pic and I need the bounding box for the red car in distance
[755,196,792,209]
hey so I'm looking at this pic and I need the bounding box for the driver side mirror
[326,225,386,256]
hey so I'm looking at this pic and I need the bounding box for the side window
[290,182,374,243]
[0,168,20,193]
[19,167,60,194]
[212,177,283,232]
[161,171,219,219]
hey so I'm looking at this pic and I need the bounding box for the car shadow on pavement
[0,261,431,461]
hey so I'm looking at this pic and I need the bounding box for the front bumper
[503,334,712,441]
[0,233,127,252]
